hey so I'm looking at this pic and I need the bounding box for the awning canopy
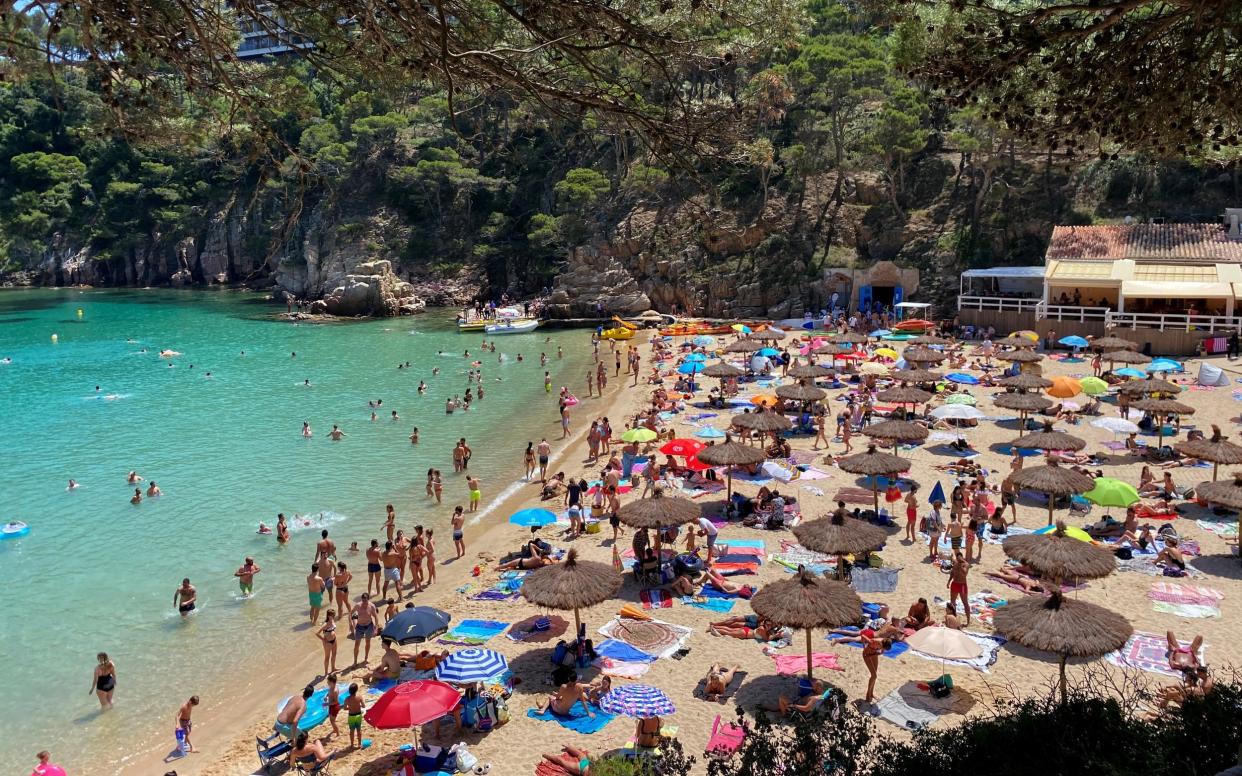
[894,301,931,309]
[1121,280,1233,298]
[1046,259,1131,284]
[961,267,1045,279]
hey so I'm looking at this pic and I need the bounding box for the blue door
[857,286,872,314]
[892,285,904,317]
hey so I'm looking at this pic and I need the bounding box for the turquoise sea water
[0,289,593,772]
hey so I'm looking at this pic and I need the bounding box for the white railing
[1106,311,1242,333]
[1037,305,1110,322]
[958,296,1041,312]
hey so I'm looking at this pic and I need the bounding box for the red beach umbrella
[660,438,706,457]
[364,680,461,729]
[684,455,714,472]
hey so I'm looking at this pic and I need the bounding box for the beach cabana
[521,549,622,633]
[749,567,862,679]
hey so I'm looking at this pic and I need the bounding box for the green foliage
[555,168,611,211]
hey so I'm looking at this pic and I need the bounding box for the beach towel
[599,618,693,660]
[711,562,760,574]
[1147,581,1224,607]
[682,595,735,613]
[907,631,1007,673]
[1151,602,1221,618]
[725,538,768,554]
[368,667,435,694]
[833,487,875,505]
[470,589,521,602]
[438,619,510,646]
[801,485,827,497]
[718,546,765,558]
[536,760,574,776]
[771,652,844,676]
[1196,517,1239,539]
[829,629,910,659]
[698,585,753,600]
[527,700,615,734]
[595,639,657,664]
[980,524,1032,545]
[1102,440,1129,451]
[641,589,674,609]
[694,670,748,703]
[797,467,832,481]
[1106,632,1207,678]
[873,684,967,731]
[506,615,569,643]
[1116,556,1203,578]
[850,567,901,594]
[594,657,652,679]
[716,552,764,566]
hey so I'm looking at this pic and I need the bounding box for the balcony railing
[1106,312,1242,333]
[958,296,1041,312]
[1037,305,1110,322]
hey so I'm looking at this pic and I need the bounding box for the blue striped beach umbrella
[435,648,509,683]
[509,508,558,527]
[684,352,707,362]
[678,361,706,374]
[598,684,676,718]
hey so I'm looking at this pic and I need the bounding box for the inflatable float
[2,521,30,539]
[599,327,634,340]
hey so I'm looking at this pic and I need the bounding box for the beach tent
[1197,362,1230,387]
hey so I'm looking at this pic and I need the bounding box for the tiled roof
[1046,224,1242,263]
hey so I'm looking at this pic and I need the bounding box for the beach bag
[1114,547,1133,560]
[1163,566,1186,577]
[475,698,495,732]
[455,744,479,773]
[493,693,510,725]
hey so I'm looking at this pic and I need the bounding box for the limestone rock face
[545,247,652,317]
[318,260,425,317]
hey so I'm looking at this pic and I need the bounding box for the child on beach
[452,506,466,558]
[343,684,365,749]
[381,598,398,628]
[325,673,341,738]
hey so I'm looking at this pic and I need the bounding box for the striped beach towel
[640,588,673,609]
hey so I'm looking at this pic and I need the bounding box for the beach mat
[599,618,692,660]
[850,567,901,594]
[595,639,657,664]
[438,619,509,646]
[693,670,748,703]
[772,652,844,676]
[527,700,615,734]
[682,595,735,613]
[1147,581,1224,607]
[833,487,875,505]
[873,681,974,731]
[1106,631,1207,678]
[506,614,570,644]
[641,588,673,609]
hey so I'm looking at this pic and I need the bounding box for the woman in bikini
[1166,630,1204,673]
[702,664,741,701]
[333,561,352,615]
[317,609,339,676]
[424,529,436,585]
[635,715,663,749]
[861,631,890,704]
[542,745,593,775]
[984,567,1047,594]
[91,652,117,708]
[426,468,435,498]
[408,537,426,592]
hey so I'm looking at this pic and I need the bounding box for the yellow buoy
[51,333,59,343]
[76,308,84,318]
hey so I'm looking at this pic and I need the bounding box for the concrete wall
[958,309,1221,356]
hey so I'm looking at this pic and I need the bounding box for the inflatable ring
[1,521,30,539]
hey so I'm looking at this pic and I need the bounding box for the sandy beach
[126,332,1242,776]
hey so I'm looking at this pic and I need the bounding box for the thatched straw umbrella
[902,347,946,364]
[521,548,623,634]
[1104,349,1150,370]
[891,368,943,384]
[1176,425,1242,481]
[794,511,889,581]
[701,362,744,379]
[750,328,787,341]
[832,332,870,345]
[1119,378,1182,396]
[909,335,952,345]
[788,363,834,380]
[1003,349,1044,364]
[617,488,702,557]
[994,592,1131,704]
[696,436,767,499]
[775,383,828,403]
[1091,336,1138,351]
[1011,422,1087,453]
[749,567,862,679]
[993,335,1037,348]
[724,338,762,354]
[996,373,1055,391]
[1008,460,1096,525]
[993,392,1055,426]
[1130,398,1196,447]
[1194,472,1242,508]
[732,409,794,438]
[1002,521,1118,582]
[877,385,934,408]
[863,419,929,452]
[836,444,911,515]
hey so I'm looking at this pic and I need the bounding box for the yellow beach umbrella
[873,347,899,359]
[1011,330,1040,342]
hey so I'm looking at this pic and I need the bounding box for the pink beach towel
[1147,582,1224,607]
[771,652,844,676]
[1105,631,1207,678]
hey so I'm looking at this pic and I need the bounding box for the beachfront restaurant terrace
[958,218,1242,354]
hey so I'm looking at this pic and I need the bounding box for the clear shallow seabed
[0,289,594,772]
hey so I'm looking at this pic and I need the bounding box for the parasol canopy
[793,513,889,557]
[364,680,462,729]
[775,383,828,402]
[1105,349,1150,365]
[1011,422,1086,452]
[1003,349,1044,363]
[1077,376,1109,396]
[992,335,1037,348]
[434,648,509,683]
[909,335,952,345]
[930,404,986,420]
[905,626,983,661]
[1176,425,1242,480]
[749,567,863,679]
[993,393,1054,415]
[521,549,622,632]
[696,437,768,499]
[1081,478,1141,510]
[863,419,930,449]
[1091,417,1139,435]
[1046,376,1083,399]
[877,385,933,405]
[617,489,702,529]
[598,684,676,718]
[509,507,559,527]
[621,427,659,443]
[702,362,744,379]
[1008,461,1096,524]
[902,347,946,364]
[724,338,762,354]
[750,327,787,341]
[831,332,870,345]
[1194,473,1242,508]
[891,368,944,383]
[381,606,452,644]
[660,438,705,457]
[1002,521,1118,580]
[1131,398,1195,448]
[1120,378,1182,396]
[835,444,912,514]
[787,363,834,379]
[732,410,794,433]
[1091,336,1138,351]
[996,373,1054,390]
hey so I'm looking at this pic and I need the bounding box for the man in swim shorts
[366,539,382,595]
[451,506,466,558]
[467,475,481,512]
[275,685,313,739]
[176,696,199,752]
[381,541,404,600]
[173,578,196,617]
[234,557,261,597]
[351,594,379,665]
[307,566,326,624]
[537,438,552,482]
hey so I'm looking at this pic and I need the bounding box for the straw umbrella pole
[1008,460,1096,525]
[696,435,767,500]
[1130,398,1195,449]
[749,567,862,679]
[521,549,622,634]
[617,488,702,558]
[793,511,888,581]
[837,444,911,515]
[1003,521,1118,583]
[1176,425,1242,481]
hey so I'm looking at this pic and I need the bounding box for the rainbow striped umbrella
[598,684,676,718]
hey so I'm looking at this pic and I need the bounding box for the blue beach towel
[828,629,910,659]
[595,639,657,663]
[682,596,735,613]
[438,619,510,646]
[527,701,616,734]
[724,539,767,549]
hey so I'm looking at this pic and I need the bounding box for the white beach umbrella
[1091,417,1139,435]
[930,404,987,421]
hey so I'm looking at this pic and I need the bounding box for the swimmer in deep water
[1,357,11,364]
[418,381,427,394]
[276,514,290,543]
[67,479,79,490]
[127,471,143,484]
[391,410,399,421]
[410,427,419,444]
[329,425,346,441]
[258,522,272,535]
[432,367,440,376]
[146,481,162,497]
[95,385,101,392]
[304,379,311,387]
[303,422,313,437]
[370,412,377,422]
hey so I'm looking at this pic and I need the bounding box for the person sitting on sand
[760,678,835,717]
[702,664,741,701]
[364,639,403,683]
[943,603,964,630]
[1166,630,1204,673]
[905,598,933,629]
[536,673,594,718]
[1155,666,1214,711]
[542,745,593,775]
[1155,536,1188,572]
[984,567,1047,594]
[583,675,611,705]
[288,732,334,771]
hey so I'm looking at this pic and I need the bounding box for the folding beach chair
[706,714,745,757]
[254,730,292,774]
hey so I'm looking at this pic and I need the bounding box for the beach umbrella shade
[928,481,946,505]
[365,680,463,729]
[1130,398,1195,448]
[909,335,952,345]
[902,347,946,364]
[870,329,892,337]
[892,368,944,384]
[598,684,676,718]
[1195,472,1242,508]
[1105,349,1151,367]
[732,410,794,436]
[750,567,863,679]
[1008,461,1096,525]
[1149,357,1183,373]
[1011,330,1040,342]
[1078,376,1109,396]
[1003,349,1044,364]
[731,324,752,334]
[622,428,659,443]
[509,507,559,527]
[683,455,715,472]
[724,338,762,354]
[944,393,977,406]
[996,373,1054,390]
[1032,523,1096,543]
[906,626,983,664]
[749,394,780,408]
[873,347,900,359]
[945,373,980,385]
[617,488,702,530]
[1081,478,1141,511]
[992,336,1037,349]
[693,335,715,347]
[993,393,1054,424]
[684,352,707,362]
[1011,422,1086,453]
[678,361,706,375]
[1115,367,1147,379]
[775,383,828,402]
[660,438,705,457]
[1091,336,1138,352]
[694,427,726,439]
[1120,378,1182,396]
[1059,336,1090,349]
[435,648,509,683]
[751,328,787,341]
[701,361,744,379]
[813,343,852,357]
[877,385,934,406]
[793,513,889,557]
[788,362,835,379]
[754,347,780,358]
[696,437,768,499]
[836,444,912,514]
[863,419,929,452]
[994,592,1131,704]
[381,606,452,645]
[1090,417,1139,435]
[1046,376,1083,399]
[521,548,622,633]
[859,361,891,376]
[1177,425,1242,480]
[832,332,870,345]
[930,404,986,421]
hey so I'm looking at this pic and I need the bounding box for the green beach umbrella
[944,394,977,406]
[621,427,658,443]
[1082,477,1140,514]
[1079,376,1109,396]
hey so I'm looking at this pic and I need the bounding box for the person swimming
[303,379,311,387]
[258,522,272,534]
[302,422,313,437]
[67,479,79,490]
[418,381,427,393]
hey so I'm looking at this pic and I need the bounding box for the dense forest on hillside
[2,1,1240,315]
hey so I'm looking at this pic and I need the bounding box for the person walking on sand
[948,551,971,625]
[234,557,261,598]
[904,484,920,542]
[173,578,196,617]
[560,403,571,439]
[307,565,326,624]
[537,438,552,482]
[451,506,466,558]
[366,539,382,596]
[467,475,481,512]
[350,594,379,665]
[926,501,944,562]
[175,696,199,754]
[524,442,537,480]
[90,652,117,708]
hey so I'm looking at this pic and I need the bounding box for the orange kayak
[894,319,934,332]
